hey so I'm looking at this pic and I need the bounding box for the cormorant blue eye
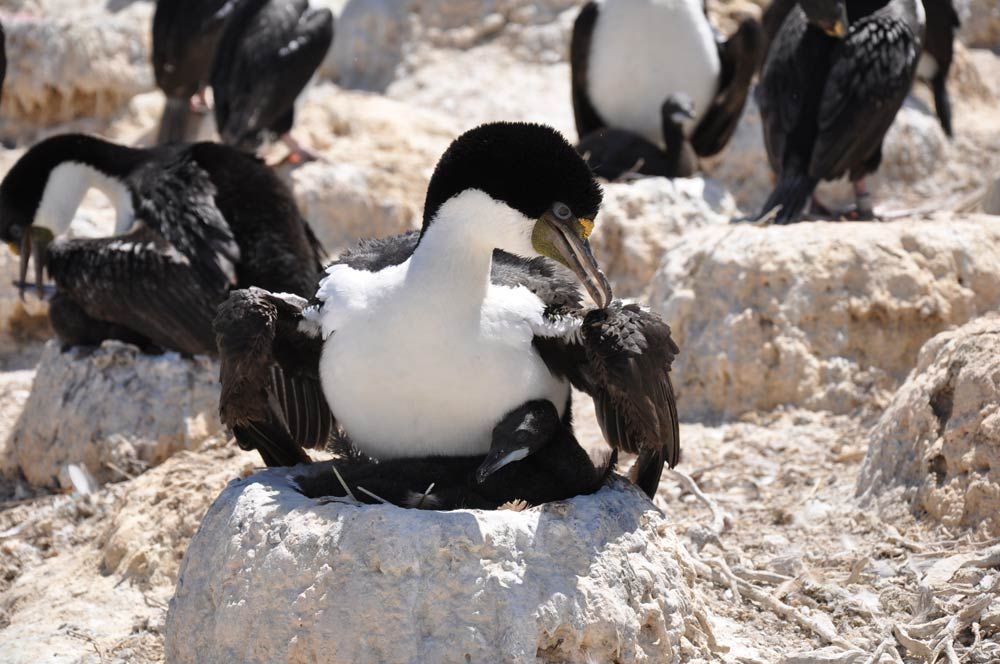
[553,203,572,220]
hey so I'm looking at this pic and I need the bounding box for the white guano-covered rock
[649,217,1000,420]
[0,6,154,134]
[592,177,735,297]
[5,341,222,489]
[166,469,699,664]
[857,315,1000,536]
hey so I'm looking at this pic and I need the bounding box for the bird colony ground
[1,0,1000,662]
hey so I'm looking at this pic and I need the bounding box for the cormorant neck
[409,222,493,313]
[33,136,145,236]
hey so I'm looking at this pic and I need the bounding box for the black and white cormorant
[761,0,957,137]
[570,0,762,176]
[576,93,698,181]
[215,122,681,505]
[152,0,244,144]
[755,0,925,224]
[211,0,334,163]
[0,133,325,356]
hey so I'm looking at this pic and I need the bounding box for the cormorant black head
[422,122,611,307]
[799,0,849,37]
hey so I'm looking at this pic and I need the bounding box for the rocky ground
[0,0,999,662]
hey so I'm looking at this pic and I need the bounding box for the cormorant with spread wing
[0,134,325,356]
[215,122,680,505]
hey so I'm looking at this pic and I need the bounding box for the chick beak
[533,211,613,309]
[475,446,530,484]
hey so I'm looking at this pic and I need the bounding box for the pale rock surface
[955,0,1000,49]
[166,468,699,664]
[5,341,222,489]
[0,445,256,664]
[857,315,1000,536]
[648,217,1000,420]
[592,177,735,296]
[278,85,456,253]
[0,5,154,135]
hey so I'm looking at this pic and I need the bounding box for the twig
[690,556,856,650]
[330,464,356,502]
[104,461,137,481]
[666,468,730,535]
[356,485,391,505]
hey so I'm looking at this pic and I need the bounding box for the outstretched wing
[215,287,334,466]
[810,13,921,179]
[579,302,680,498]
[46,224,224,355]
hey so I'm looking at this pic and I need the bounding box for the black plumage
[0,134,325,355]
[570,0,762,170]
[576,95,698,181]
[756,0,925,224]
[152,0,243,144]
[211,0,333,157]
[761,0,958,137]
[920,0,959,137]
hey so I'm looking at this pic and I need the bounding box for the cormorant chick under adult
[211,0,334,164]
[576,94,698,181]
[761,0,958,137]
[755,0,926,224]
[0,133,325,356]
[570,0,762,175]
[152,0,244,144]
[215,122,681,503]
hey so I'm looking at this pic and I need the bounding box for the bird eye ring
[553,203,572,220]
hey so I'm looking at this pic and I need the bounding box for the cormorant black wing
[215,287,333,466]
[810,13,921,180]
[756,9,809,177]
[690,18,762,158]
[128,149,241,292]
[153,0,240,94]
[46,224,224,355]
[496,254,679,499]
[212,0,334,146]
[570,2,607,140]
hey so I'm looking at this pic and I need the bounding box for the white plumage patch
[36,162,134,236]
[586,0,721,145]
[314,190,571,460]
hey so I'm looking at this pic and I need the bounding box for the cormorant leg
[279,133,320,165]
[475,400,560,483]
[850,178,875,221]
[189,85,211,114]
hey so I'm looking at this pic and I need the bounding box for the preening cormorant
[211,0,334,163]
[0,133,325,355]
[570,0,762,173]
[152,0,244,144]
[215,122,681,504]
[756,0,926,224]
